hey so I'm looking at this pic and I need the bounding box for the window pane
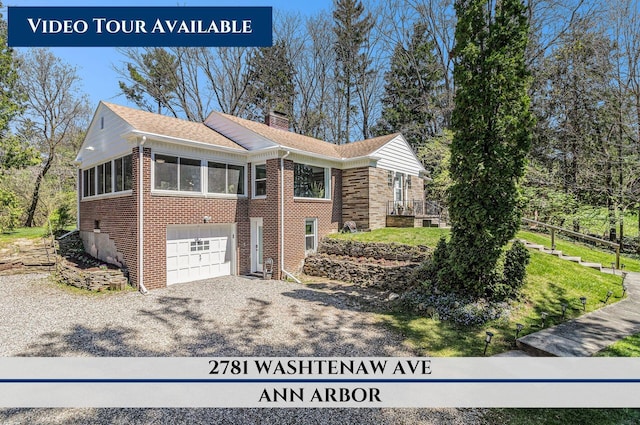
[255,164,266,180]
[97,164,105,195]
[123,154,132,191]
[83,169,89,197]
[104,161,112,193]
[305,222,313,235]
[115,157,123,192]
[255,180,267,196]
[155,154,178,190]
[208,162,227,193]
[228,164,244,195]
[294,163,326,198]
[180,158,201,192]
[306,236,315,251]
[88,167,96,196]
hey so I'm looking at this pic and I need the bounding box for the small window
[86,167,96,197]
[305,218,317,255]
[100,116,104,130]
[254,164,267,197]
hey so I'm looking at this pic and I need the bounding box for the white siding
[373,135,425,176]
[76,104,133,168]
[204,112,277,151]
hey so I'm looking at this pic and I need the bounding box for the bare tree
[17,48,89,227]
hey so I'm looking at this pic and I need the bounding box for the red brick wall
[78,147,139,286]
[281,160,342,274]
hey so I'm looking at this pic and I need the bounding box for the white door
[250,217,263,273]
[166,224,235,285]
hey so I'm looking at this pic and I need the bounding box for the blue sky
[5,0,334,109]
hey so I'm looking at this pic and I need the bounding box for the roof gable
[104,102,245,151]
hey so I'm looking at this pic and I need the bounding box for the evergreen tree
[448,0,533,295]
[375,21,444,152]
[119,47,178,116]
[245,40,296,123]
[333,0,373,144]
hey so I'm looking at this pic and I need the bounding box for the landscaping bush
[488,241,530,301]
[47,205,74,236]
[0,189,21,233]
[401,289,511,326]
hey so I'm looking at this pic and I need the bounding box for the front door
[250,217,264,273]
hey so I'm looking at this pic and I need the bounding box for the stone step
[559,255,582,262]
[580,262,603,270]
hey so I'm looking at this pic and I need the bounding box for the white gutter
[280,150,300,284]
[138,137,148,294]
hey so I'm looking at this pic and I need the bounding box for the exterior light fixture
[611,262,616,274]
[623,285,628,297]
[203,216,212,223]
[514,323,524,347]
[561,303,568,320]
[622,272,628,284]
[604,290,613,304]
[484,331,494,356]
[540,312,548,328]
[580,297,587,311]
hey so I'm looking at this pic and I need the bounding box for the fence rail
[522,217,621,268]
[387,200,448,220]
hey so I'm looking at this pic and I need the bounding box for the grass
[0,227,49,249]
[597,333,640,357]
[518,229,640,272]
[328,227,450,247]
[333,227,626,356]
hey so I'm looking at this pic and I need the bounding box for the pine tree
[375,22,444,152]
[333,0,373,144]
[448,0,533,295]
[245,40,296,123]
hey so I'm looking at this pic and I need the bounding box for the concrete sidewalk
[516,270,640,356]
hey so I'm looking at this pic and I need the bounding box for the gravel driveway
[0,273,487,424]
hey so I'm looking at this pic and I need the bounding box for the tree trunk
[24,155,53,227]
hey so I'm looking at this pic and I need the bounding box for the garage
[166,224,235,285]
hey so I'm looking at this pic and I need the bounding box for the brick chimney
[265,110,289,131]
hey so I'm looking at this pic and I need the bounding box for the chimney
[265,110,289,131]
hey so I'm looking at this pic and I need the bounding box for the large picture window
[154,154,202,192]
[294,163,329,199]
[208,162,245,195]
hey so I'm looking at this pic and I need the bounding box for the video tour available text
[26,18,253,35]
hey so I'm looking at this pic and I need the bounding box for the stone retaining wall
[56,258,129,292]
[303,254,420,291]
[319,238,430,262]
[304,238,430,291]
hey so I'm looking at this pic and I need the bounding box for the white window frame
[152,153,203,194]
[253,162,267,199]
[305,218,318,255]
[207,161,246,196]
[81,154,133,200]
[293,163,331,200]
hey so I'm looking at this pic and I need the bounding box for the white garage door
[166,224,235,285]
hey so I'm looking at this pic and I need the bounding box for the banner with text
[7,7,272,47]
[1,357,640,407]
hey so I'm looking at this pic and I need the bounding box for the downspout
[280,150,301,283]
[138,137,148,294]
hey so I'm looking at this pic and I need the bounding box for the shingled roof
[103,102,246,151]
[105,101,402,159]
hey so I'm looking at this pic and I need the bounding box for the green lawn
[332,227,625,356]
[0,227,49,249]
[517,230,640,272]
[597,333,640,357]
[329,227,450,247]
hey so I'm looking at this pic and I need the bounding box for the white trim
[304,218,318,256]
[123,129,247,154]
[80,190,133,202]
[252,162,267,199]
